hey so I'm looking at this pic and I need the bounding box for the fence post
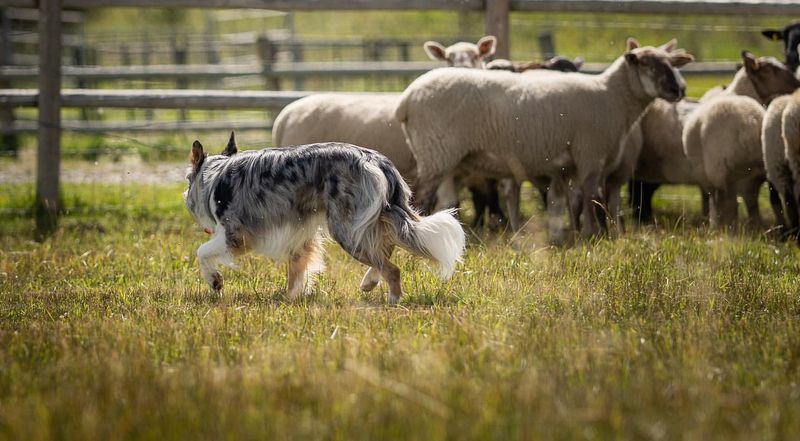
[0,7,19,158]
[289,40,304,90]
[538,31,555,59]
[173,38,188,120]
[257,35,280,90]
[36,0,62,239]
[485,0,510,59]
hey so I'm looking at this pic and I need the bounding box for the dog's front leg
[197,229,231,296]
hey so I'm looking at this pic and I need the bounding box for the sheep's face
[424,36,497,69]
[762,22,800,73]
[742,51,800,104]
[624,39,693,103]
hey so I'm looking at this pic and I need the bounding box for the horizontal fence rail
[2,119,271,134]
[5,0,800,15]
[0,61,739,82]
[0,88,317,109]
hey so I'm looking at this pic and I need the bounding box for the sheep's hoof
[387,294,401,306]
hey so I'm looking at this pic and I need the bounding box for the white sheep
[682,52,800,229]
[762,87,800,239]
[396,38,692,242]
[272,37,497,224]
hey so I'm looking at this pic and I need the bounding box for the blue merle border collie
[184,133,466,305]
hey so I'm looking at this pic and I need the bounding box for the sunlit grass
[1,182,799,439]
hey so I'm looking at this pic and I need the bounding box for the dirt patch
[0,149,186,185]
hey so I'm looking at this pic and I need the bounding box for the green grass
[1,182,800,439]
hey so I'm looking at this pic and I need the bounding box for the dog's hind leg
[286,235,324,301]
[197,230,232,296]
[359,267,381,292]
[359,245,395,293]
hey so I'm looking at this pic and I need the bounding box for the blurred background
[0,3,796,227]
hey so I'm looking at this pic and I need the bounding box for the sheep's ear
[669,51,694,68]
[626,38,640,51]
[477,35,497,58]
[190,140,205,171]
[221,131,238,156]
[625,52,639,65]
[742,50,759,73]
[423,41,448,61]
[762,29,783,41]
[658,39,678,53]
[573,56,585,70]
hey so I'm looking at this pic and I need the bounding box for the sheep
[271,36,500,228]
[424,36,498,69]
[762,94,798,238]
[762,21,800,72]
[682,52,800,229]
[486,56,584,73]
[760,50,800,239]
[780,93,800,238]
[622,52,800,225]
[396,38,692,242]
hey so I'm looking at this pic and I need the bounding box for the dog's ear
[222,131,238,156]
[191,140,205,171]
[762,29,783,41]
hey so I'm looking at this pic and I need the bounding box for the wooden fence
[6,0,800,237]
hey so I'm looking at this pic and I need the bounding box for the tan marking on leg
[380,261,403,306]
[286,239,323,301]
[360,267,381,292]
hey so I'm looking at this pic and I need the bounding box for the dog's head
[184,132,238,231]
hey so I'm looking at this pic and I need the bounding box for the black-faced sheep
[762,21,800,73]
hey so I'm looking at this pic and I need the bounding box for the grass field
[1,181,800,439]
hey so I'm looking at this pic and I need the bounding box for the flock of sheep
[273,22,800,244]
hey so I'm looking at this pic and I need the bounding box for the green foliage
[1,183,799,439]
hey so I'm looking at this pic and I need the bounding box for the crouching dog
[183,133,466,305]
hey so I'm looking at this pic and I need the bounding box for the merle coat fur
[184,134,465,304]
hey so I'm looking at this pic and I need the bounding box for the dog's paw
[359,279,380,292]
[210,272,224,294]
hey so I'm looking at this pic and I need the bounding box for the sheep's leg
[700,188,711,219]
[286,238,324,301]
[629,180,659,223]
[468,185,488,229]
[484,179,507,230]
[197,230,232,296]
[434,173,460,211]
[768,182,788,237]
[580,172,605,238]
[786,186,800,241]
[547,178,570,245]
[567,183,583,235]
[606,180,624,235]
[739,179,764,231]
[416,174,446,215]
[499,179,522,231]
[710,188,737,230]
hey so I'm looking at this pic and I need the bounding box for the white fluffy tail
[408,208,465,278]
